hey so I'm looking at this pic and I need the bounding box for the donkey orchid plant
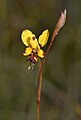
[21,9,66,120]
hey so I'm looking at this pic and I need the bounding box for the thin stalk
[36,60,42,120]
[36,9,66,120]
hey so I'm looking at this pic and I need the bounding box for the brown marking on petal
[39,44,42,48]
[42,52,45,56]
[29,53,37,64]
[32,36,35,40]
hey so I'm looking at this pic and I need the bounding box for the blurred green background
[0,0,81,120]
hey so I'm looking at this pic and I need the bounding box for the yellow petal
[38,29,49,47]
[30,38,39,49]
[21,29,36,46]
[23,47,32,56]
[38,49,45,58]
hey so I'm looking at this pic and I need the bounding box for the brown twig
[36,60,42,120]
[36,9,66,120]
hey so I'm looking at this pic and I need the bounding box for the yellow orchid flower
[21,29,49,68]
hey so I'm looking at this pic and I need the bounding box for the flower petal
[38,49,45,58]
[30,38,39,49]
[38,29,49,47]
[21,29,36,46]
[23,47,32,56]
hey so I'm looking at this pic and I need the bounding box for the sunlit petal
[38,29,49,47]
[30,38,39,49]
[23,47,32,56]
[37,49,45,58]
[21,29,36,46]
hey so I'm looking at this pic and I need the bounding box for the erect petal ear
[38,29,49,47]
[21,29,35,46]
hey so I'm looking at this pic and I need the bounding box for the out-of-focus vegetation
[0,0,81,120]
